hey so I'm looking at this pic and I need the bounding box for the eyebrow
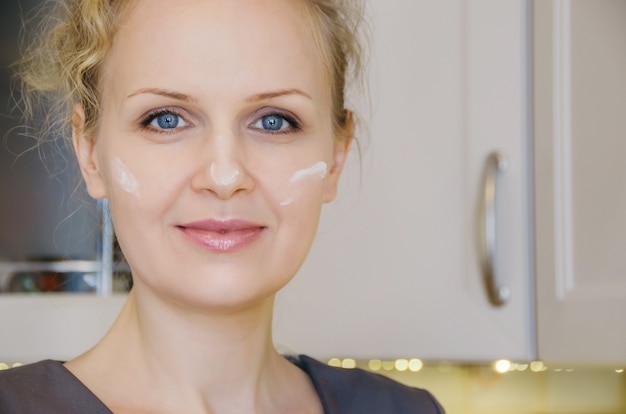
[126,87,312,102]
[126,88,198,102]
[246,88,313,102]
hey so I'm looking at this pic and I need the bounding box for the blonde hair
[18,0,134,141]
[296,0,366,135]
[18,0,366,141]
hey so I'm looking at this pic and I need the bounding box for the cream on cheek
[280,161,328,206]
[111,157,140,196]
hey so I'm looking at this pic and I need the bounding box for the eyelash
[251,111,302,135]
[139,108,189,134]
[138,108,302,135]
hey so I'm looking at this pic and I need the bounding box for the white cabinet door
[274,0,533,362]
[534,0,626,365]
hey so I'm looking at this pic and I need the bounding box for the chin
[140,269,290,314]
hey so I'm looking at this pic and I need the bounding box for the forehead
[102,0,328,103]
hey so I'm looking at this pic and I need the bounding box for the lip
[177,219,265,252]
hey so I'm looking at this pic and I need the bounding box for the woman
[0,0,444,412]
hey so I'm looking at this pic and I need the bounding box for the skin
[67,0,353,413]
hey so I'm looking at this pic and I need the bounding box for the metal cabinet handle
[479,152,511,306]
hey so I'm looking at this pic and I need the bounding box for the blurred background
[1,1,625,413]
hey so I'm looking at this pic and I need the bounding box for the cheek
[105,154,188,213]
[104,155,190,268]
[111,157,140,196]
[262,161,329,207]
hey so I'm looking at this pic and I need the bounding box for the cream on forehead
[111,157,140,195]
[210,162,240,187]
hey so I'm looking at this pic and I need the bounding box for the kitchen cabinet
[534,0,626,365]
[274,0,534,362]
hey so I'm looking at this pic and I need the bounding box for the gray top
[0,355,445,413]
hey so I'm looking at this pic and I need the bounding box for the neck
[124,287,278,383]
[69,287,305,413]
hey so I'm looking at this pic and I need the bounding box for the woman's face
[74,0,350,311]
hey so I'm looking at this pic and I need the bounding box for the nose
[191,132,253,199]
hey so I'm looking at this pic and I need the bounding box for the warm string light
[0,362,23,370]
[327,359,626,374]
[328,358,424,372]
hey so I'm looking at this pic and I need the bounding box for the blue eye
[252,113,299,134]
[152,113,187,129]
[142,110,189,132]
[156,113,179,129]
[262,115,285,131]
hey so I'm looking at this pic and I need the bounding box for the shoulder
[293,355,445,414]
[0,360,110,413]
[0,360,58,395]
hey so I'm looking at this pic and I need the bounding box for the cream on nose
[194,132,249,195]
[210,161,241,187]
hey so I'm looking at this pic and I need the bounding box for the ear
[323,110,354,203]
[72,105,107,199]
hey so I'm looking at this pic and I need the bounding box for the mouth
[177,219,266,252]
